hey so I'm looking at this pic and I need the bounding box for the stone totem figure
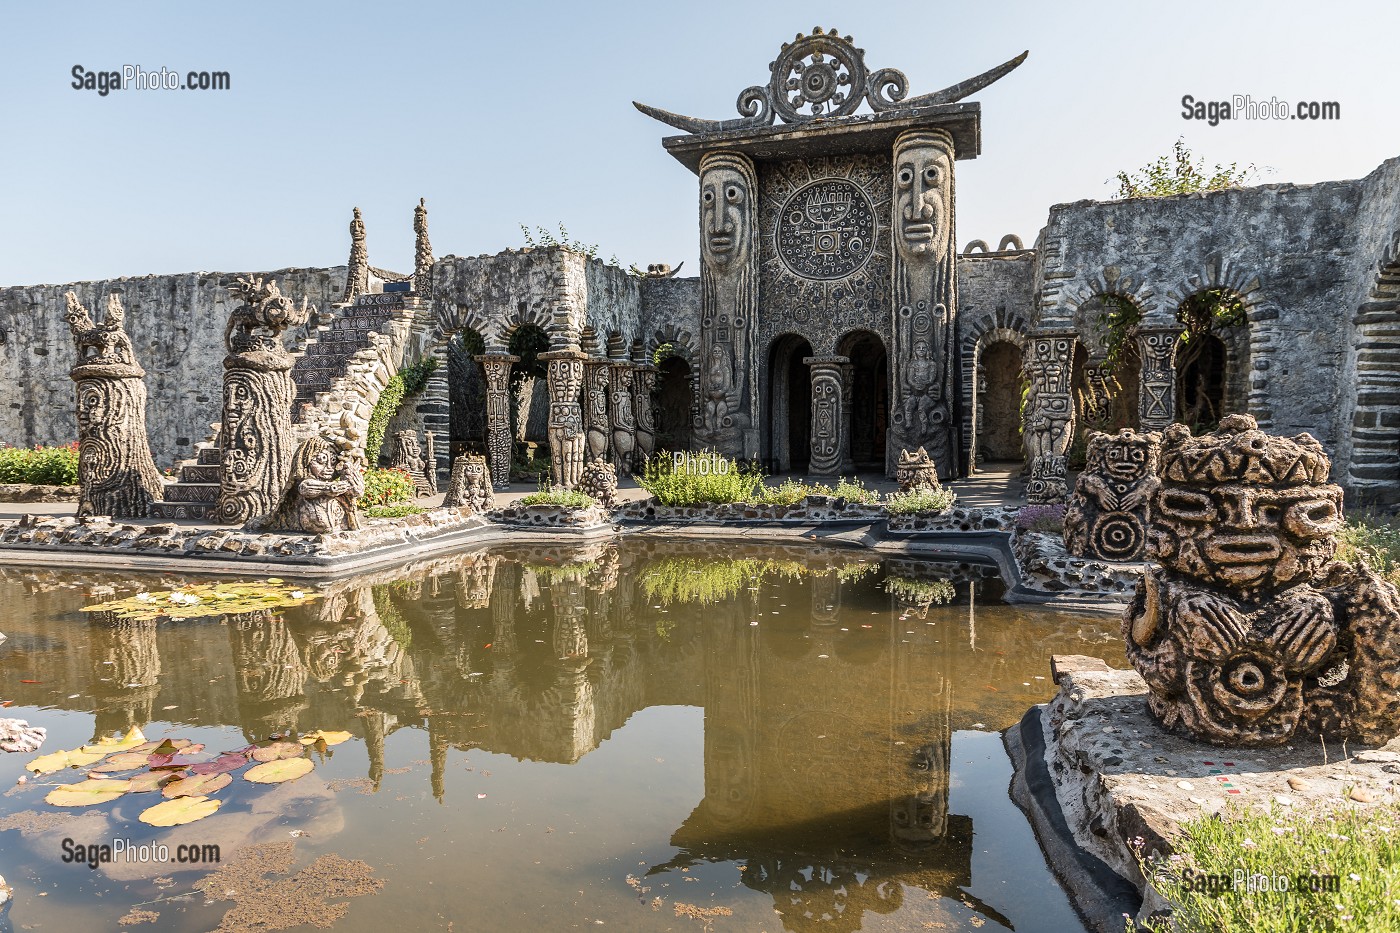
[895,447,941,493]
[476,352,518,490]
[1137,326,1179,431]
[413,197,434,299]
[583,357,611,463]
[258,434,364,534]
[578,457,619,508]
[1077,357,1118,434]
[632,355,657,468]
[443,453,495,513]
[390,430,436,497]
[696,151,759,458]
[541,312,587,490]
[63,292,164,519]
[1022,333,1077,503]
[889,129,958,479]
[345,207,369,303]
[1124,414,1400,746]
[216,277,311,525]
[609,354,637,475]
[1062,428,1160,561]
[804,357,847,476]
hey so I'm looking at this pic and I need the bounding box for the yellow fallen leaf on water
[45,778,132,806]
[140,795,222,826]
[27,747,107,775]
[81,725,146,755]
[298,730,352,747]
[244,757,314,784]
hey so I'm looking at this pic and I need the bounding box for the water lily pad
[190,754,248,776]
[90,752,153,773]
[131,738,193,754]
[127,770,182,793]
[80,726,146,755]
[251,742,304,763]
[27,747,107,775]
[162,772,231,798]
[82,581,318,622]
[244,757,314,784]
[45,778,132,806]
[140,795,222,826]
[299,730,352,747]
[150,742,206,767]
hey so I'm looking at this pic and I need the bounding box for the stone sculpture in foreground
[258,434,364,534]
[1123,414,1400,746]
[63,292,164,519]
[895,447,941,493]
[390,430,436,498]
[578,457,619,508]
[443,453,495,513]
[1063,428,1160,562]
[216,276,311,525]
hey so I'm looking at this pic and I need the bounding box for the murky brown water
[0,539,1124,932]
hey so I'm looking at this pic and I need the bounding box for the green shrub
[0,443,80,485]
[364,503,424,519]
[365,358,439,464]
[754,477,810,507]
[358,467,416,508]
[1338,513,1400,588]
[885,487,957,515]
[1139,802,1400,933]
[637,452,764,506]
[518,487,595,509]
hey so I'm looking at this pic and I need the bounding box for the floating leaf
[251,742,304,763]
[140,795,222,826]
[27,747,107,775]
[127,770,182,793]
[45,778,132,806]
[190,754,248,776]
[299,730,352,747]
[131,738,193,754]
[162,772,231,798]
[244,757,314,784]
[80,726,146,755]
[90,752,154,773]
[82,581,318,621]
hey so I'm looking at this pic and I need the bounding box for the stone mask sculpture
[1124,414,1400,746]
[389,429,436,498]
[443,453,495,513]
[258,434,364,534]
[895,447,941,493]
[578,457,619,509]
[1063,428,1161,562]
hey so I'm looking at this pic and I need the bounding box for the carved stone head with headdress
[699,151,757,270]
[893,129,954,262]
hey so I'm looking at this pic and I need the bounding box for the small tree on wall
[1111,138,1262,199]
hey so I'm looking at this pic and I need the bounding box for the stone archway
[836,330,888,470]
[654,354,694,453]
[448,327,487,461]
[977,340,1024,462]
[767,334,814,472]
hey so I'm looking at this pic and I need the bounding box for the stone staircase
[149,443,222,521]
[292,293,405,408]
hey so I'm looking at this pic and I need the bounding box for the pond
[0,540,1124,932]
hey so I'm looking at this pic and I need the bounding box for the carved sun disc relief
[776,179,876,281]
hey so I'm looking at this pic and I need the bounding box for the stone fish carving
[443,453,495,513]
[578,458,619,509]
[1123,414,1400,746]
[895,447,941,493]
[1063,428,1160,562]
[63,292,164,519]
[257,434,364,534]
[389,430,436,498]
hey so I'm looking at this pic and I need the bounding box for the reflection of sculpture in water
[288,587,414,709]
[86,610,161,741]
[229,609,309,741]
[257,435,364,533]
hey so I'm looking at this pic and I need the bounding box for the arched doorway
[653,351,694,452]
[977,340,1024,462]
[507,323,550,451]
[768,335,814,472]
[449,327,487,461]
[837,330,888,470]
[1174,288,1246,431]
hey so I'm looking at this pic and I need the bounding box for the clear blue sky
[2,0,1397,286]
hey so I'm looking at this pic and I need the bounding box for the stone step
[163,482,219,503]
[180,463,220,483]
[148,501,215,521]
[197,447,223,466]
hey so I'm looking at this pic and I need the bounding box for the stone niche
[1123,415,1400,746]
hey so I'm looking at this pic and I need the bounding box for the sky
[2,0,1398,286]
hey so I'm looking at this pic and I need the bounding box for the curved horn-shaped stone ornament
[883,50,1029,110]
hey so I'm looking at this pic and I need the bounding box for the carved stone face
[700,165,750,268]
[308,447,335,480]
[1092,433,1157,484]
[894,142,951,259]
[75,383,110,432]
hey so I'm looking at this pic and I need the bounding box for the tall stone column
[632,342,657,468]
[583,356,612,464]
[607,334,637,474]
[217,277,311,525]
[1022,331,1077,504]
[804,356,849,476]
[1137,326,1179,431]
[62,292,164,519]
[474,352,518,490]
[541,310,586,490]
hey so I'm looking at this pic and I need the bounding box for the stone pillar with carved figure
[475,352,519,490]
[631,341,658,470]
[581,333,612,466]
[804,356,849,476]
[541,311,587,490]
[607,335,637,474]
[1137,326,1179,431]
[1022,331,1077,504]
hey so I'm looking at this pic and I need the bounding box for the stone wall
[956,251,1036,469]
[0,266,347,466]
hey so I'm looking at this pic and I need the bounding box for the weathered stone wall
[638,276,700,361]
[956,251,1035,468]
[0,267,346,466]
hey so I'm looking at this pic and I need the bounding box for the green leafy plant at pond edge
[1136,802,1400,933]
[638,451,765,506]
[364,503,424,519]
[884,576,956,607]
[358,468,416,508]
[0,442,79,485]
[885,487,957,515]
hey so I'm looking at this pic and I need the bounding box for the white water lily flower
[291,591,305,599]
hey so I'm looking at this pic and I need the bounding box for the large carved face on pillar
[893,131,953,262]
[699,154,754,270]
